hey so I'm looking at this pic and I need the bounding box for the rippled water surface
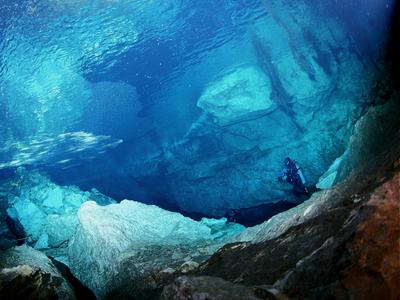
[0,0,270,166]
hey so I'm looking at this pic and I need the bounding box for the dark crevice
[251,35,304,133]
[50,257,96,300]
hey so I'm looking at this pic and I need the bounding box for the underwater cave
[0,0,399,299]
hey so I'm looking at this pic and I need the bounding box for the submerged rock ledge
[197,161,400,299]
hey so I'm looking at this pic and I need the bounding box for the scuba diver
[278,157,310,197]
[226,208,239,223]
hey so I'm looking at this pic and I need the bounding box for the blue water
[0,0,396,216]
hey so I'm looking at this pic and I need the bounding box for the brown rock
[198,157,400,299]
[337,174,400,299]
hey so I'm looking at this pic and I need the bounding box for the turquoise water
[0,0,395,217]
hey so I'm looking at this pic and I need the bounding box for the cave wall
[114,0,382,216]
[0,0,394,217]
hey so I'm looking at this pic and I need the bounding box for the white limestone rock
[34,233,49,250]
[64,191,88,210]
[5,170,115,252]
[68,200,244,299]
[6,199,47,241]
[45,214,79,248]
[200,217,245,240]
[42,186,64,212]
[232,189,335,243]
[197,65,276,126]
[316,155,343,189]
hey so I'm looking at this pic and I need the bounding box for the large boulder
[197,65,276,126]
[68,200,244,299]
[0,245,76,299]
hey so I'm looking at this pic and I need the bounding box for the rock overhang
[197,65,277,126]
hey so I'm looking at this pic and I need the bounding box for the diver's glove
[277,171,285,182]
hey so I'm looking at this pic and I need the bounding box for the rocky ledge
[192,163,400,299]
[168,98,400,299]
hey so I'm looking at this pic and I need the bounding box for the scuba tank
[295,162,307,185]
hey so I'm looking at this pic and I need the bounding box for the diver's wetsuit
[280,158,309,197]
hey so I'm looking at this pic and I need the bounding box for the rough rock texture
[334,97,400,183]
[194,169,400,299]
[3,169,115,263]
[68,200,244,299]
[192,98,400,299]
[197,65,276,126]
[0,245,76,299]
[313,86,400,192]
[335,175,400,299]
[279,172,400,299]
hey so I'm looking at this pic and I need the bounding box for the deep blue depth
[0,0,396,217]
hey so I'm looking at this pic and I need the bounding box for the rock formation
[180,97,400,299]
[68,200,244,299]
[197,65,276,126]
[3,169,115,264]
[0,168,245,299]
[0,245,76,299]
[195,165,400,299]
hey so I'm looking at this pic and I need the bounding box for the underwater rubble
[0,171,245,299]
[2,169,116,265]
